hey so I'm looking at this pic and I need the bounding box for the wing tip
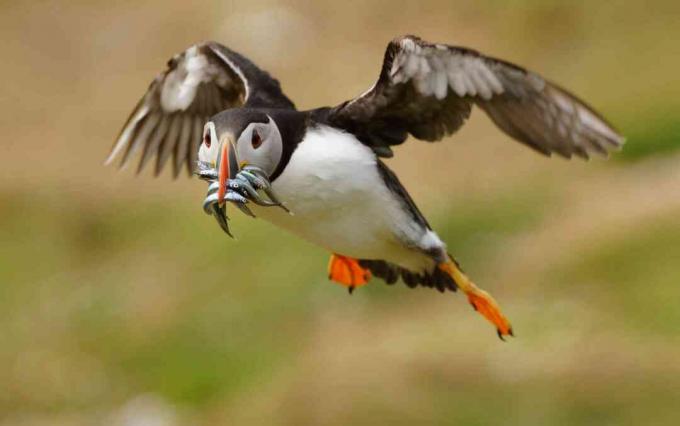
[104,136,128,168]
[103,151,118,167]
[611,134,626,148]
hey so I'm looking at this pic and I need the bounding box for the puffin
[107,35,623,339]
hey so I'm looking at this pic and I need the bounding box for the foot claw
[467,290,513,339]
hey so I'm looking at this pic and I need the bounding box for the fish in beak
[200,134,291,237]
[207,136,240,238]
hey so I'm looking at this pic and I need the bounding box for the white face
[235,117,283,176]
[198,121,220,166]
[198,116,283,177]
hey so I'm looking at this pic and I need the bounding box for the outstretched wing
[106,42,295,177]
[325,35,623,159]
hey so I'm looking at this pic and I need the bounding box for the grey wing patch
[107,42,295,177]
[326,35,623,160]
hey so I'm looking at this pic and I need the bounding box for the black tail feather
[359,259,457,293]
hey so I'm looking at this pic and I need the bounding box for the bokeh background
[1,1,679,425]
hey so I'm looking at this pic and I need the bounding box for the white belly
[249,125,441,272]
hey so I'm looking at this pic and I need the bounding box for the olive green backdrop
[1,1,679,425]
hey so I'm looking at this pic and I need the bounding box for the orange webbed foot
[328,254,371,293]
[439,261,513,340]
[466,288,513,340]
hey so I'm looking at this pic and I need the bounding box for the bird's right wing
[106,42,295,177]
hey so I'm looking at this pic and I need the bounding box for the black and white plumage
[106,43,294,176]
[108,35,623,338]
[322,36,622,158]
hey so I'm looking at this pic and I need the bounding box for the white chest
[249,125,427,265]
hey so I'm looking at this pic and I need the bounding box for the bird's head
[199,109,284,176]
[198,109,283,202]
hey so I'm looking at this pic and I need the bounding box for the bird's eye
[203,132,211,148]
[251,129,263,149]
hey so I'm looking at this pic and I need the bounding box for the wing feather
[186,117,204,176]
[327,35,623,159]
[123,112,161,166]
[138,115,170,173]
[108,42,295,177]
[173,114,193,177]
[156,114,180,176]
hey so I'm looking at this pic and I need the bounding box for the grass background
[1,0,679,424]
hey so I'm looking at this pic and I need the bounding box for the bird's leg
[438,260,513,340]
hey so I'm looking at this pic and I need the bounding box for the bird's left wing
[324,35,623,159]
[106,42,295,177]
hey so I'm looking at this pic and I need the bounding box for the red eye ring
[251,129,262,149]
[203,132,211,148]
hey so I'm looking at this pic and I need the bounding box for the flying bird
[107,35,623,339]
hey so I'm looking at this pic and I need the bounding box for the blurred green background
[1,1,679,425]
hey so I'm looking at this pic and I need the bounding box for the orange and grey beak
[216,137,239,205]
